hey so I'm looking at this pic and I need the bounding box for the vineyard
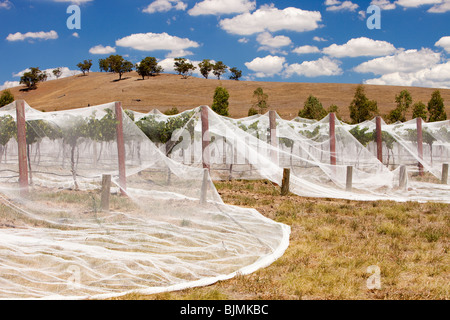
[0,100,448,299]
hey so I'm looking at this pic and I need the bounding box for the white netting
[0,101,290,299]
[137,106,449,203]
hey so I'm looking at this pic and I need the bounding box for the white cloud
[256,32,292,51]
[0,81,20,91]
[52,0,93,3]
[354,48,442,75]
[323,37,397,58]
[435,36,450,53]
[238,38,249,43]
[244,55,286,78]
[395,0,442,8]
[325,0,359,12]
[363,61,450,89]
[72,32,80,38]
[12,67,81,81]
[6,30,58,42]
[0,1,12,9]
[116,32,199,52]
[143,0,187,14]
[428,0,450,13]
[89,45,116,55]
[313,36,327,42]
[219,4,322,35]
[371,0,396,10]
[188,0,255,16]
[284,57,343,78]
[292,45,321,55]
[165,49,194,58]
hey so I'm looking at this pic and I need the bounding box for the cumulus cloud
[428,0,450,13]
[158,57,216,77]
[116,32,199,53]
[244,55,286,78]
[435,36,450,53]
[370,0,396,10]
[188,0,255,16]
[6,30,58,42]
[323,37,397,58]
[354,48,442,75]
[89,45,116,55]
[284,57,343,78]
[0,1,12,9]
[219,4,322,35]
[313,36,327,42]
[325,0,359,12]
[363,61,450,89]
[0,81,20,91]
[143,0,187,14]
[292,45,321,55]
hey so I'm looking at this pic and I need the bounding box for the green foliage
[212,61,228,80]
[212,86,230,117]
[299,125,321,140]
[229,67,242,81]
[136,57,163,79]
[52,68,62,79]
[298,95,327,120]
[253,87,269,114]
[248,107,258,116]
[327,104,341,120]
[388,90,412,123]
[136,111,195,155]
[349,126,374,147]
[0,90,14,107]
[427,90,447,122]
[77,59,93,76]
[198,59,213,79]
[412,101,427,121]
[20,67,47,90]
[99,55,134,80]
[349,85,378,124]
[164,107,180,115]
[0,115,16,146]
[86,109,118,143]
[174,58,196,79]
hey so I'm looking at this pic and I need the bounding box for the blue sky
[1,0,449,90]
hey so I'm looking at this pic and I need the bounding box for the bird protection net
[0,101,290,299]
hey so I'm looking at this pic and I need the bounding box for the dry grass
[4,72,450,120]
[113,180,449,300]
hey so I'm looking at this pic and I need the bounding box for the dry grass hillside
[3,71,450,121]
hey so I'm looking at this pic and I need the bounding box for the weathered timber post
[269,110,278,164]
[115,102,127,195]
[16,100,28,196]
[101,174,111,212]
[346,166,353,192]
[376,116,383,164]
[330,113,337,166]
[417,117,424,176]
[201,106,210,171]
[399,165,407,189]
[281,168,290,196]
[442,163,449,185]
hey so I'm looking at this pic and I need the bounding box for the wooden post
[115,102,127,195]
[101,174,111,212]
[346,166,353,192]
[417,117,424,176]
[269,110,278,164]
[399,165,407,189]
[201,106,210,171]
[200,168,209,205]
[281,168,290,196]
[376,116,383,164]
[329,113,337,166]
[442,163,449,185]
[16,100,28,195]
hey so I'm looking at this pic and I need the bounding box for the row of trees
[295,85,447,124]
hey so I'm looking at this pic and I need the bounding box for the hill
[3,72,450,121]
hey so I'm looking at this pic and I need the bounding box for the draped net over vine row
[0,101,290,299]
[133,106,449,203]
